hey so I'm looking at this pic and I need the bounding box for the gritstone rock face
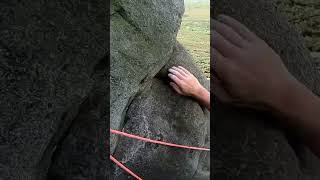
[0,1,108,179]
[110,0,210,179]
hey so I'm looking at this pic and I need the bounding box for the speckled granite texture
[0,1,108,179]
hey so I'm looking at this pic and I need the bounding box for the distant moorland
[177,0,210,78]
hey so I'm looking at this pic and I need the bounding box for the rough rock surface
[110,0,210,179]
[311,52,320,72]
[212,0,320,179]
[274,0,320,52]
[110,0,184,152]
[0,1,108,179]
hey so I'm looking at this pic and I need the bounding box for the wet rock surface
[213,0,320,179]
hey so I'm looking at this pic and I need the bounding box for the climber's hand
[168,66,210,110]
[168,66,204,97]
[212,14,299,108]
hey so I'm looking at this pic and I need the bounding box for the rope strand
[110,129,210,180]
[110,155,143,180]
[110,129,210,151]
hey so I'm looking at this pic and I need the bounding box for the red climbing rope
[110,155,143,180]
[110,129,210,180]
[110,129,210,151]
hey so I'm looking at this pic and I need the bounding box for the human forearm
[270,80,320,157]
[168,66,210,110]
[192,86,210,110]
[212,14,320,157]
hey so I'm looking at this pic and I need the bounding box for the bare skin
[212,14,320,158]
[168,14,320,158]
[168,66,210,110]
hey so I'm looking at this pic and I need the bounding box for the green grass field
[177,1,210,78]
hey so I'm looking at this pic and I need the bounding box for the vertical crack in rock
[112,72,157,155]
[111,0,210,179]
[48,55,108,179]
[0,0,108,179]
